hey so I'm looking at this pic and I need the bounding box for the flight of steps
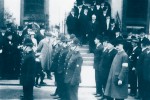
[79,45,95,87]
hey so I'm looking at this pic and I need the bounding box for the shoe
[50,93,57,96]
[93,93,97,95]
[53,96,60,99]
[135,95,141,99]
[40,82,47,86]
[98,95,105,100]
[35,85,41,88]
[95,94,102,97]
[129,93,136,96]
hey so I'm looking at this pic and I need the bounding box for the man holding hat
[64,38,83,100]
[105,39,129,100]
[21,38,36,100]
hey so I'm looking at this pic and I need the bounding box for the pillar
[122,0,127,33]
[146,0,150,34]
[0,0,4,27]
[20,0,24,25]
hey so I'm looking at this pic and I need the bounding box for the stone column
[122,0,127,34]
[0,0,4,27]
[20,0,24,25]
[146,0,150,34]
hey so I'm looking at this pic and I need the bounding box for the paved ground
[0,79,137,100]
[0,66,138,100]
[0,85,137,100]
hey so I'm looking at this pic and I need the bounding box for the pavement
[0,66,138,100]
[0,79,138,100]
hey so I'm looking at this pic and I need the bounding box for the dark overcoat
[21,50,36,86]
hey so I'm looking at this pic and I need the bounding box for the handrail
[116,11,122,30]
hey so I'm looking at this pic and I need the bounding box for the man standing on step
[93,35,104,97]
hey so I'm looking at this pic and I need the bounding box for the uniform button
[66,72,67,74]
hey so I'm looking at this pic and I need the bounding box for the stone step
[83,61,94,66]
[81,53,94,57]
[83,57,94,61]
[79,49,89,53]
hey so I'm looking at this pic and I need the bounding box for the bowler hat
[1,26,6,30]
[95,35,103,42]
[141,38,149,46]
[18,26,23,31]
[5,31,12,37]
[115,39,125,46]
[60,35,68,42]
[71,38,80,46]
[24,38,33,47]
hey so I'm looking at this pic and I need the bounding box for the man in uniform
[50,35,63,98]
[128,38,141,97]
[64,38,83,100]
[56,36,70,99]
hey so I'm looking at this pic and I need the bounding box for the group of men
[21,32,83,100]
[93,30,150,100]
[66,0,119,53]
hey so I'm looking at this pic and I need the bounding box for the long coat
[21,50,36,86]
[104,51,129,99]
[37,38,53,71]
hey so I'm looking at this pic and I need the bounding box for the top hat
[60,35,68,42]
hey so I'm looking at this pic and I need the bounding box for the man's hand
[132,67,136,71]
[0,49,2,53]
[118,80,122,85]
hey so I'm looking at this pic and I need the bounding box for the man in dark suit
[0,27,6,78]
[98,38,118,99]
[104,19,117,40]
[64,38,83,100]
[66,9,78,36]
[136,38,149,99]
[21,38,36,100]
[128,39,142,97]
[143,43,150,100]
[88,14,99,53]
[79,7,90,44]
[2,31,16,79]
[93,35,104,97]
